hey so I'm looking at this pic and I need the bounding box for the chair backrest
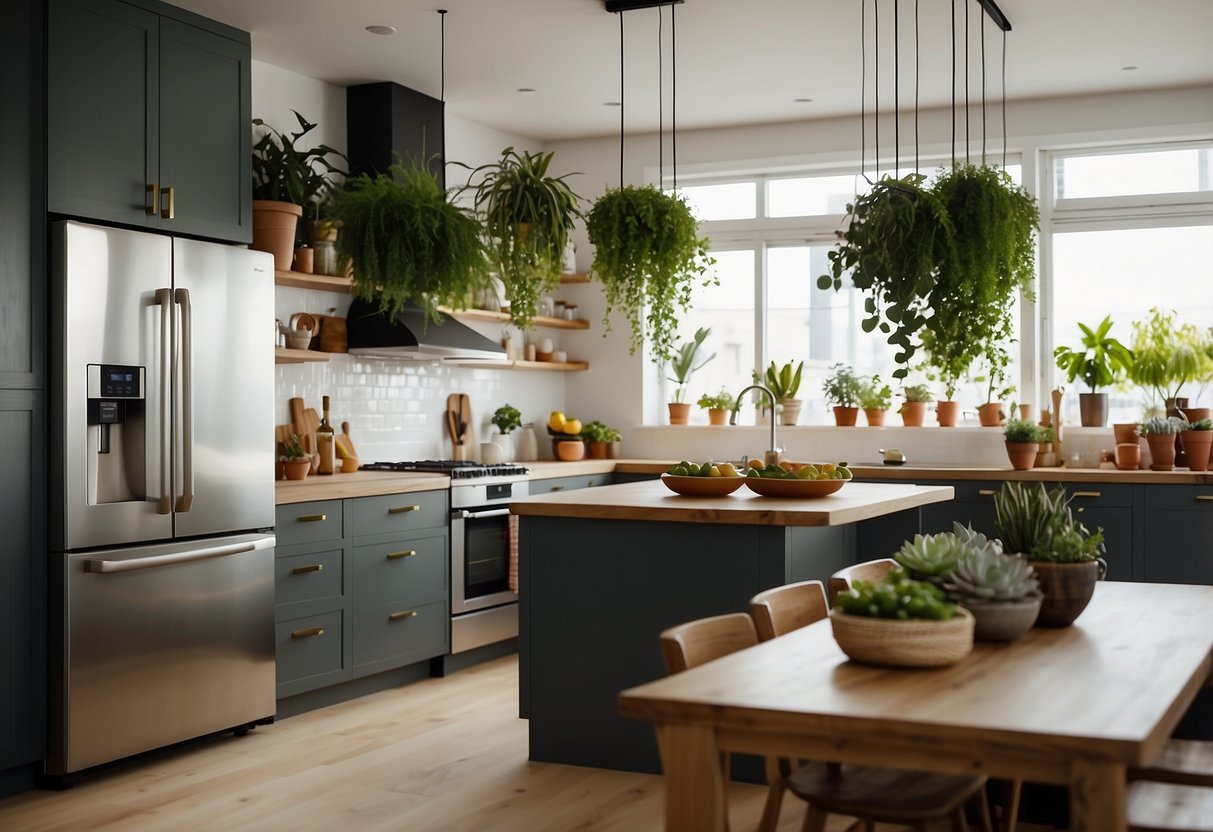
[660,612,758,675]
[749,580,829,642]
[828,558,898,604]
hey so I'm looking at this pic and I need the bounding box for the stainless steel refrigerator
[47,221,277,777]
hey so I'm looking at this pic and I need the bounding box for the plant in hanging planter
[697,389,737,426]
[1053,316,1134,428]
[817,173,955,379]
[764,360,805,425]
[822,363,863,426]
[587,185,715,365]
[332,159,491,324]
[459,147,584,330]
[858,375,892,426]
[665,327,714,424]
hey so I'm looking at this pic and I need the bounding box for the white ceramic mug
[552,350,567,364]
[481,441,503,464]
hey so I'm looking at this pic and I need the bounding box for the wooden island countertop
[510,478,953,526]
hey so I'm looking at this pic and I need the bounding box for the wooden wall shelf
[275,270,352,291]
[560,272,591,283]
[275,348,331,364]
[437,306,589,331]
[459,359,589,372]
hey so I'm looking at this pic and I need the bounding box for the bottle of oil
[316,395,336,475]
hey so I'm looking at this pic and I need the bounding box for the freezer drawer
[49,533,276,776]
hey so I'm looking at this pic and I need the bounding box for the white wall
[255,63,566,462]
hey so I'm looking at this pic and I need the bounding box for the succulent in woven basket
[945,548,1041,604]
[836,568,957,621]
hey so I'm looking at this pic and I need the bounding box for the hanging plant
[458,147,584,330]
[332,160,491,324]
[586,185,715,364]
[817,173,955,379]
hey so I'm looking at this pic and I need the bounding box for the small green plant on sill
[697,389,737,411]
[1140,415,1186,436]
[858,375,893,410]
[666,327,715,404]
[1053,315,1134,394]
[1003,418,1044,443]
[1187,418,1213,431]
[582,420,620,443]
[822,363,863,408]
[902,383,934,404]
[763,360,804,401]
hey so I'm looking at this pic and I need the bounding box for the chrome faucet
[730,384,783,466]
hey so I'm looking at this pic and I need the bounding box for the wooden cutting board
[337,421,357,460]
[459,394,474,457]
[288,397,311,453]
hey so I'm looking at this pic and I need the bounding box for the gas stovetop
[361,460,530,481]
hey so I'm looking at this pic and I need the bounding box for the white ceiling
[171,0,1213,142]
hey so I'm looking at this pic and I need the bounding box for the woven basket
[830,607,975,668]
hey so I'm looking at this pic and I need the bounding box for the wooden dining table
[618,581,1213,832]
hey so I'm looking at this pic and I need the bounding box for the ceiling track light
[604,0,683,12]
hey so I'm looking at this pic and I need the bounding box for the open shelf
[560,272,591,283]
[275,347,331,364]
[458,359,589,372]
[275,270,352,291]
[437,306,589,331]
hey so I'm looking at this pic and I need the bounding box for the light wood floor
[0,656,1049,831]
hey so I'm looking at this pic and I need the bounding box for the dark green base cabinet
[274,491,449,702]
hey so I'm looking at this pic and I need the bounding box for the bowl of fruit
[547,410,587,459]
[742,460,853,498]
[661,461,746,497]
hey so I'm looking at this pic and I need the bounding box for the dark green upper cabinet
[47,0,251,243]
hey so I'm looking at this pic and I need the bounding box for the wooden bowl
[830,607,975,667]
[660,473,745,497]
[554,440,586,461]
[743,477,846,498]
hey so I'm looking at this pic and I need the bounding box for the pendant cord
[438,9,447,103]
[950,0,956,165]
[874,0,879,179]
[914,0,920,173]
[860,0,866,182]
[658,6,663,187]
[981,7,987,164]
[672,1,678,190]
[1002,28,1008,169]
[893,0,899,176]
[619,12,625,188]
[964,0,970,164]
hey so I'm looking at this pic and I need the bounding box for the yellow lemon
[548,411,567,432]
[708,465,721,477]
[562,418,582,435]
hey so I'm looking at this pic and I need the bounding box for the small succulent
[1140,415,1186,436]
[946,548,1041,604]
[902,383,934,403]
[1187,418,1213,431]
[894,532,969,583]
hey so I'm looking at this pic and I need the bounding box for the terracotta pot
[832,406,859,426]
[1146,434,1177,471]
[862,407,887,426]
[668,402,691,425]
[251,199,303,271]
[282,459,311,480]
[978,402,1005,427]
[1181,407,1212,424]
[936,400,959,427]
[607,440,621,459]
[1078,392,1108,427]
[706,408,729,426]
[1179,409,1211,469]
[1114,442,1141,470]
[1112,423,1140,444]
[1005,441,1038,471]
[1181,430,1213,472]
[779,399,803,426]
[899,401,927,427]
[587,440,609,460]
[1031,560,1101,628]
[555,440,586,461]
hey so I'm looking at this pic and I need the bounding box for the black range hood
[345,298,507,362]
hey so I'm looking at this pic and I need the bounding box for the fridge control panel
[87,364,145,399]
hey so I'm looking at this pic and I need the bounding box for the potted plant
[332,159,491,323]
[918,343,967,427]
[1129,307,1208,414]
[1140,415,1186,471]
[858,375,892,426]
[899,383,933,427]
[1003,418,1044,470]
[943,525,1043,642]
[1053,316,1134,427]
[764,360,805,426]
[822,363,862,426]
[975,342,1015,427]
[1034,427,1057,468]
[817,174,955,380]
[279,433,311,481]
[993,483,1105,628]
[582,420,618,459]
[251,111,348,271]
[666,328,715,425]
[1182,417,1213,472]
[460,147,584,330]
[697,389,737,426]
[587,185,715,366]
[491,403,522,461]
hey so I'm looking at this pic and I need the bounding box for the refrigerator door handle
[83,536,276,574]
[174,288,194,513]
[155,288,173,515]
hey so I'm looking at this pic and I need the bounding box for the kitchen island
[511,478,952,774]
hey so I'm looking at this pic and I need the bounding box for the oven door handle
[455,508,513,521]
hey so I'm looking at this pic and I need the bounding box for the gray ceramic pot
[965,596,1043,642]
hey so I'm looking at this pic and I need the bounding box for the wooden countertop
[275,471,450,505]
[509,479,953,527]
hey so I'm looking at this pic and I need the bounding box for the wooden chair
[1128,780,1213,831]
[827,558,897,604]
[747,580,993,832]
[1131,739,1213,787]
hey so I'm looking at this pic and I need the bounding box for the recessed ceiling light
[793,97,814,103]
[517,88,537,95]
[604,101,622,107]
[365,25,396,35]
[1122,65,1138,71]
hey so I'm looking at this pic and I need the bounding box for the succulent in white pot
[945,536,1043,642]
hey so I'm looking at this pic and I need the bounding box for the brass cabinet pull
[1072,491,1102,498]
[388,609,418,622]
[977,489,997,497]
[145,183,159,216]
[292,564,323,574]
[388,504,420,515]
[296,514,327,523]
[386,549,417,560]
[162,186,175,219]
[549,485,564,491]
[291,626,324,639]
[1196,495,1213,502]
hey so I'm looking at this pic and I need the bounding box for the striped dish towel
[508,514,520,593]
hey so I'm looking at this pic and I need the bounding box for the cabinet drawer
[1142,484,1213,512]
[352,599,448,677]
[276,501,343,547]
[349,490,448,538]
[529,474,613,494]
[275,547,343,609]
[1063,483,1134,508]
[276,610,349,697]
[352,532,448,609]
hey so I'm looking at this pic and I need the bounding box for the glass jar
[313,240,339,276]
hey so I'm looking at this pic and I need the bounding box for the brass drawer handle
[1197,496,1213,502]
[145,183,159,216]
[291,626,324,639]
[388,609,418,622]
[388,504,420,515]
[977,489,997,497]
[296,514,327,523]
[1072,491,1102,498]
[292,564,324,574]
[386,549,417,560]
[549,485,564,491]
[162,185,175,219]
